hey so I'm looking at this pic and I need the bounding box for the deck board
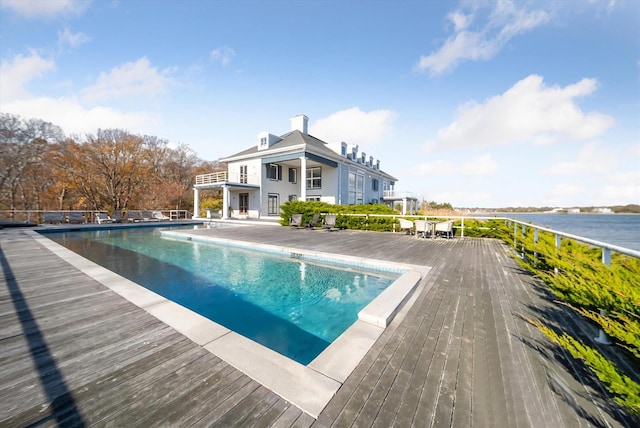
[1,224,635,427]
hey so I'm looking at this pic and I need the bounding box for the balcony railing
[383,190,418,199]
[195,171,259,186]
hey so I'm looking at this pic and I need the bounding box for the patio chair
[111,210,125,223]
[435,220,455,238]
[67,212,85,224]
[322,214,338,231]
[414,219,433,238]
[290,214,303,228]
[398,218,414,235]
[306,213,320,229]
[95,213,113,224]
[43,211,64,224]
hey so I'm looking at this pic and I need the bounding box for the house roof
[220,130,398,181]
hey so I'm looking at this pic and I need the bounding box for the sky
[1,0,639,208]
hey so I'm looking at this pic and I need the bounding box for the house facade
[193,114,417,219]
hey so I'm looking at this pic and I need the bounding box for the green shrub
[279,201,397,228]
[198,196,223,217]
[505,221,640,417]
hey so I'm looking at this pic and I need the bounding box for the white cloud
[543,182,587,206]
[431,189,494,207]
[448,11,471,32]
[58,27,90,49]
[415,0,550,75]
[425,75,615,151]
[3,96,158,136]
[310,107,397,147]
[81,57,174,103]
[542,142,617,175]
[459,154,498,176]
[595,171,640,204]
[410,159,454,177]
[0,52,55,102]
[410,154,497,177]
[211,46,236,67]
[1,0,91,18]
[0,52,161,137]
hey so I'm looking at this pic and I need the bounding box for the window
[240,165,248,184]
[306,167,321,189]
[288,167,297,184]
[268,194,279,215]
[260,137,267,146]
[239,193,249,214]
[372,178,379,191]
[348,171,364,205]
[267,163,282,180]
[306,196,321,201]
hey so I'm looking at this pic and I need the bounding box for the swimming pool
[46,226,399,364]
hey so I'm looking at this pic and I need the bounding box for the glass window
[240,165,248,184]
[267,164,282,180]
[239,193,249,214]
[348,171,364,205]
[268,194,279,215]
[306,167,321,189]
[372,178,378,191]
[288,167,297,184]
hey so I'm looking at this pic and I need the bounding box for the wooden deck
[0,224,634,427]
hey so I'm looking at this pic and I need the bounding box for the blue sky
[1,0,638,208]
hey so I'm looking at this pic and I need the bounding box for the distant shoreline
[488,211,640,215]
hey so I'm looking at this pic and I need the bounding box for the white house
[193,114,418,219]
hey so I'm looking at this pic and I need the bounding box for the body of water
[485,213,640,252]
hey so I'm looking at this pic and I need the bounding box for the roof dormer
[257,131,281,150]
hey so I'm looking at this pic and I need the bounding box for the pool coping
[30,228,431,418]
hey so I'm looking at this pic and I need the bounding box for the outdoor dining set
[398,218,455,239]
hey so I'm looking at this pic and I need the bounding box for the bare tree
[0,113,64,211]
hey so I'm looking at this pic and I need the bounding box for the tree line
[0,113,223,214]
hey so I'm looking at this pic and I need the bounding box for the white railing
[195,171,259,186]
[383,190,418,199]
[195,171,228,186]
[350,213,640,259]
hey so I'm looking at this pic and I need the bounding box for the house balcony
[195,172,259,187]
[383,190,419,201]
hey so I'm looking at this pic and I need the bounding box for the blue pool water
[45,227,399,364]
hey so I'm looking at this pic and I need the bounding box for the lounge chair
[306,213,320,229]
[127,210,143,222]
[398,218,414,235]
[141,210,156,221]
[43,211,64,224]
[435,220,455,238]
[290,214,303,228]
[95,213,113,224]
[322,214,338,231]
[153,210,170,221]
[111,210,125,223]
[67,211,85,224]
